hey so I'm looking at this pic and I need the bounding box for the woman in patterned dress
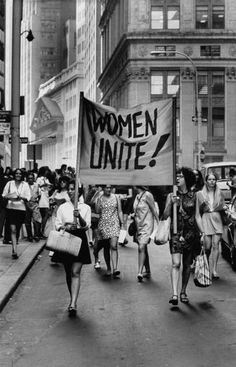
[96,185,124,277]
[163,167,198,305]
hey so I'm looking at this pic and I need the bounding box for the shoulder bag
[128,191,146,237]
[194,248,212,287]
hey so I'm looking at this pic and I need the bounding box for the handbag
[194,248,212,287]
[128,191,146,237]
[45,230,82,257]
[154,217,171,245]
[219,210,231,226]
[128,218,136,236]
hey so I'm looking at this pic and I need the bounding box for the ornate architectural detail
[125,67,150,81]
[226,67,236,80]
[229,46,236,57]
[181,67,195,80]
[183,46,193,56]
[138,45,148,57]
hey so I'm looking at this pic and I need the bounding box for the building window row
[151,0,225,30]
[151,70,225,141]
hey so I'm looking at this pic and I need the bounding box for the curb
[0,242,45,312]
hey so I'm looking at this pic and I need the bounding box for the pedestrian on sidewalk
[25,171,42,242]
[55,180,91,317]
[163,167,197,306]
[195,172,226,280]
[36,166,52,239]
[2,168,31,259]
[133,186,159,282]
[95,185,123,277]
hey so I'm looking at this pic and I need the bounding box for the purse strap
[134,191,146,215]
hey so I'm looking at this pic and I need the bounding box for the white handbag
[154,217,171,245]
[45,230,82,257]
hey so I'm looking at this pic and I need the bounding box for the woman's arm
[146,192,159,222]
[162,193,173,220]
[195,193,204,234]
[116,195,124,227]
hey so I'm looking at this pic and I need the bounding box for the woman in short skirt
[55,180,91,317]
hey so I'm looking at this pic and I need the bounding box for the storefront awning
[29,134,56,145]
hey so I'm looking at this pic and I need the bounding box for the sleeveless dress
[97,194,120,239]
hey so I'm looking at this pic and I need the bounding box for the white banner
[80,97,174,185]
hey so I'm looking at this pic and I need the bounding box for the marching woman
[133,186,159,282]
[55,180,91,317]
[2,168,31,259]
[163,167,197,305]
[195,172,226,279]
[95,185,123,277]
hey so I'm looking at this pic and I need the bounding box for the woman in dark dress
[55,180,91,317]
[163,167,198,305]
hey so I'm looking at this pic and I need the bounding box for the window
[200,45,221,57]
[151,2,179,30]
[151,6,163,29]
[151,71,179,97]
[167,7,180,29]
[154,45,176,56]
[196,1,224,29]
[198,71,225,142]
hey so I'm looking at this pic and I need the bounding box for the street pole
[11,0,22,169]
[150,50,202,169]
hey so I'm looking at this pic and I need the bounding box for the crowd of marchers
[1,163,236,316]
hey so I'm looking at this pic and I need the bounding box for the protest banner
[79,95,175,186]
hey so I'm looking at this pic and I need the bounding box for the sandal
[68,306,77,317]
[180,293,189,304]
[137,273,143,282]
[169,295,178,306]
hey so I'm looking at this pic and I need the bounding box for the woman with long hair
[163,167,197,305]
[36,166,52,238]
[195,172,226,279]
[55,181,91,317]
[2,168,31,259]
[133,186,159,282]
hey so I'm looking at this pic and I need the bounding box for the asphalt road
[0,242,236,367]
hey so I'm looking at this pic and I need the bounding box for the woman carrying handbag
[54,180,91,317]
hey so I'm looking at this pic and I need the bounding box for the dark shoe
[143,271,151,279]
[113,270,120,278]
[104,270,112,277]
[68,306,77,317]
[212,272,220,280]
[180,293,189,304]
[137,273,143,282]
[12,252,18,260]
[34,237,40,242]
[169,295,178,306]
[27,237,34,242]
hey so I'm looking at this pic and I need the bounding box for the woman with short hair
[2,168,31,259]
[55,180,91,317]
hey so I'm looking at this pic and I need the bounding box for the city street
[0,241,236,367]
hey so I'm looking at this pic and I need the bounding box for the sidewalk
[0,238,45,312]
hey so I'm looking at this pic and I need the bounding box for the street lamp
[150,50,202,169]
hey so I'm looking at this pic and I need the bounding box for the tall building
[19,0,76,167]
[98,0,236,168]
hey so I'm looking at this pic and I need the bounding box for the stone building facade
[98,0,236,168]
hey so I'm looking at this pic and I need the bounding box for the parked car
[221,223,236,271]
[201,161,236,202]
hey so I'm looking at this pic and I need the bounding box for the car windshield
[207,166,236,180]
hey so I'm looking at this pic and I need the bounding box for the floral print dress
[97,194,120,240]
